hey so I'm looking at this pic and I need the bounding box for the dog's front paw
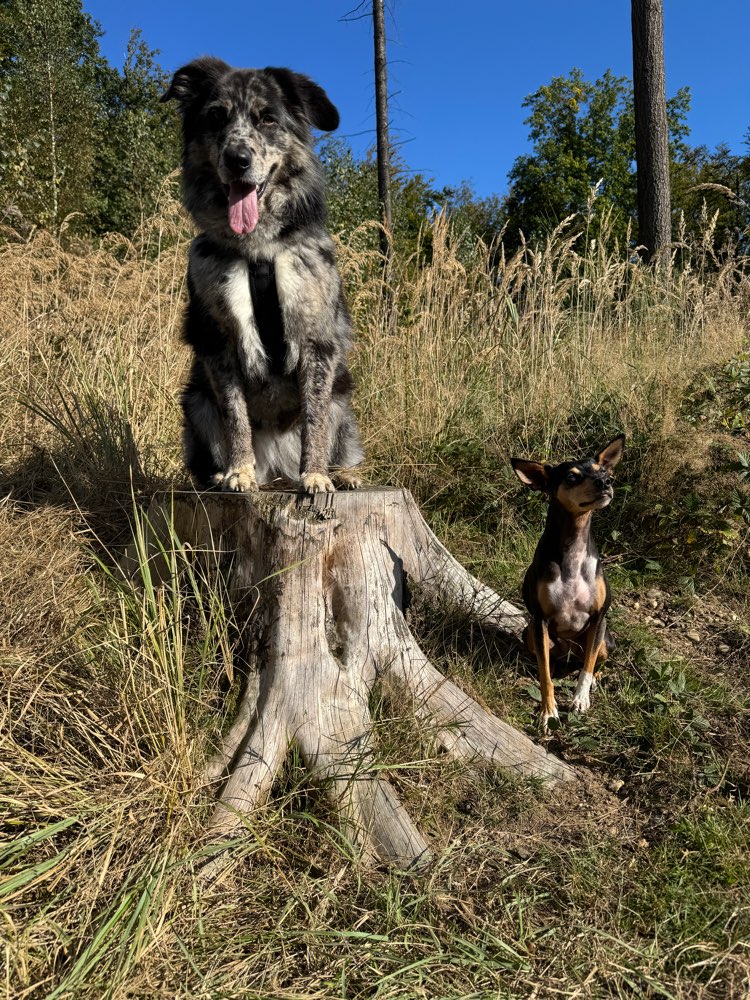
[332,469,363,490]
[571,672,594,714]
[540,704,559,735]
[570,691,591,714]
[300,471,335,494]
[218,466,258,493]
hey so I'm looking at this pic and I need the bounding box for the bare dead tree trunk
[373,0,393,268]
[45,59,59,228]
[126,488,578,875]
[631,0,671,266]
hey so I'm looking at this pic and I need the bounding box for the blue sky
[87,1,749,198]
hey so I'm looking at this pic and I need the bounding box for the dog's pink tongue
[228,183,259,235]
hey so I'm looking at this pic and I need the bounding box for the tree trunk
[126,488,578,873]
[631,0,671,265]
[45,59,59,228]
[373,0,393,268]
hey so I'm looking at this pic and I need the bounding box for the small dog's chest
[538,551,602,637]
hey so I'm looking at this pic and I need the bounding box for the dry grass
[354,210,747,474]
[1,193,750,998]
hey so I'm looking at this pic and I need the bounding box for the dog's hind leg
[182,365,227,489]
[603,626,615,654]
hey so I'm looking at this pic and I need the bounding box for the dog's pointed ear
[161,57,230,112]
[265,67,340,131]
[596,434,625,471]
[511,459,551,492]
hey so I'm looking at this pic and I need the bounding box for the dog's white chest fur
[221,259,269,378]
[547,543,599,636]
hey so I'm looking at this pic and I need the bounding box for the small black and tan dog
[511,435,625,730]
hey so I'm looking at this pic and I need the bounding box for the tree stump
[130,487,577,870]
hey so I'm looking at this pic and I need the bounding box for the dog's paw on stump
[332,469,363,490]
[300,471,335,494]
[213,466,258,493]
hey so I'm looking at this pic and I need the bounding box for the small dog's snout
[223,146,252,173]
[595,476,612,491]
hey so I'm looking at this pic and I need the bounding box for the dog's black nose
[224,146,252,173]
[595,477,611,491]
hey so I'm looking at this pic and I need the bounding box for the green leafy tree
[503,68,690,247]
[92,29,181,236]
[0,0,104,230]
[437,180,507,260]
[321,139,379,237]
[672,140,750,253]
[320,137,437,256]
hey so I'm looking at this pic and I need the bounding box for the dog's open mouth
[228,181,266,235]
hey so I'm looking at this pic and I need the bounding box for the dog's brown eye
[566,472,579,484]
[207,106,228,125]
[259,114,277,126]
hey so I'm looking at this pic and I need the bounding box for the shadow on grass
[0,389,183,560]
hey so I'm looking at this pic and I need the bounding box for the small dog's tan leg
[571,611,607,713]
[532,618,557,732]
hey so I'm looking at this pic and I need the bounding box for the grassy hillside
[1,196,749,998]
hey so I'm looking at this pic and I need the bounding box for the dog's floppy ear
[265,67,340,131]
[161,57,230,112]
[596,434,625,471]
[511,459,551,492]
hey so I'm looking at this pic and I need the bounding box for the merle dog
[162,58,363,493]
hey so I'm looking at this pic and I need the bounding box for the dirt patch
[493,769,647,862]
[620,587,750,687]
